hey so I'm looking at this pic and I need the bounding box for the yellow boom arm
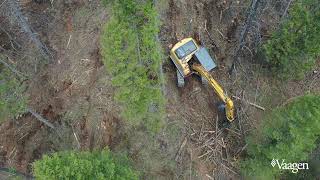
[192,64,235,122]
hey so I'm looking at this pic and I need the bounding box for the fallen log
[232,95,265,111]
[27,108,55,129]
[7,0,52,62]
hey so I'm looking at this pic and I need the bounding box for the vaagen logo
[271,159,309,173]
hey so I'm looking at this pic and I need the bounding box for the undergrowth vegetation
[33,149,139,180]
[0,65,27,122]
[263,0,320,79]
[241,94,320,179]
[101,0,165,133]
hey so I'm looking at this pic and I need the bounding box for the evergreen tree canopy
[263,0,320,79]
[33,150,139,180]
[241,94,320,179]
[101,0,165,133]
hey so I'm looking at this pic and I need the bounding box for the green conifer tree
[263,0,320,79]
[33,150,139,180]
[241,94,320,179]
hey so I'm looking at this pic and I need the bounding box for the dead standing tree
[6,0,52,62]
[229,0,296,74]
[229,0,261,74]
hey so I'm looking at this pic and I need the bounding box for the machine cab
[170,38,199,77]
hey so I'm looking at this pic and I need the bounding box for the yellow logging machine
[169,38,235,122]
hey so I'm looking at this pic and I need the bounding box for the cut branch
[27,108,55,129]
[221,162,238,175]
[282,0,293,18]
[175,137,188,161]
[204,21,218,49]
[232,95,265,111]
[0,58,28,79]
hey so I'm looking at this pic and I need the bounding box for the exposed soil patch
[159,0,245,178]
[0,115,53,172]
[160,0,320,179]
[0,0,121,174]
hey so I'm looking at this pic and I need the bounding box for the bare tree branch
[0,58,28,79]
[27,108,55,129]
[229,0,261,74]
[7,0,53,62]
[282,0,294,18]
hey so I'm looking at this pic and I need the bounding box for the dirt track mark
[168,0,179,42]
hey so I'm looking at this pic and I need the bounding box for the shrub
[101,0,165,133]
[33,149,139,180]
[241,94,320,179]
[263,0,320,79]
[0,67,27,122]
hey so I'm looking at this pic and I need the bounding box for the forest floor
[0,0,319,179]
[0,0,122,173]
